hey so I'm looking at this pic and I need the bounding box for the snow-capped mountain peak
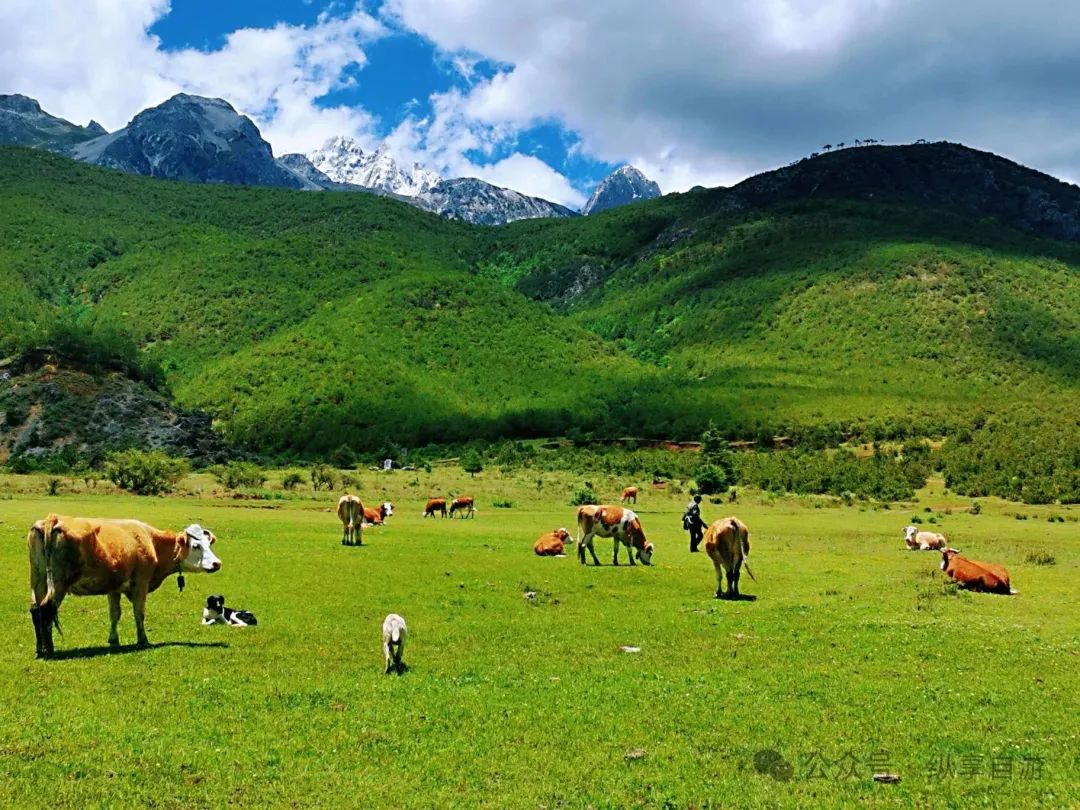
[307,136,441,197]
[582,165,662,215]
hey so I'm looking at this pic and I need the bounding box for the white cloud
[0,1,385,155]
[386,0,1080,192]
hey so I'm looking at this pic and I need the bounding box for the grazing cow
[382,613,407,674]
[449,497,475,519]
[940,548,1015,595]
[577,505,653,566]
[904,525,947,550]
[27,515,221,657]
[423,498,447,518]
[337,494,364,545]
[620,486,638,504]
[534,528,572,557]
[363,502,394,526]
[704,516,755,599]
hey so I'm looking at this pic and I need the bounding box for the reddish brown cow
[362,502,394,526]
[620,486,638,504]
[423,498,447,518]
[28,515,222,657]
[449,497,475,519]
[534,528,572,557]
[577,505,653,566]
[940,548,1015,595]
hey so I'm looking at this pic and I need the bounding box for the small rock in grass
[624,749,647,761]
[524,591,537,600]
[619,645,641,653]
[873,773,901,783]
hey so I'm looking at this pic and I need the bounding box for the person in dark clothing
[683,494,707,552]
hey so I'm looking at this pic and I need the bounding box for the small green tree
[104,449,187,495]
[461,449,484,478]
[311,463,337,492]
[694,463,728,495]
[281,472,304,491]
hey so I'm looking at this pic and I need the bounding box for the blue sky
[5,1,1080,206]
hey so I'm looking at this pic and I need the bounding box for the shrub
[46,477,62,496]
[910,514,923,524]
[310,463,337,492]
[969,500,981,515]
[570,485,598,506]
[694,464,728,495]
[104,449,187,495]
[1024,549,1056,566]
[341,472,360,490]
[212,461,266,490]
[493,499,514,508]
[281,472,304,491]
[329,444,355,469]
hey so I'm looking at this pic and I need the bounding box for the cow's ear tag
[177,573,185,593]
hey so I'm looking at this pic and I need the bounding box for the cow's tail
[739,522,757,582]
[391,626,402,644]
[35,519,63,634]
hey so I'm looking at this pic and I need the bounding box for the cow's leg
[714,560,725,599]
[384,643,392,674]
[30,604,45,658]
[731,558,742,597]
[107,591,122,647]
[612,537,620,566]
[626,540,636,566]
[129,582,151,648]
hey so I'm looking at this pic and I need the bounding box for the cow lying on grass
[28,515,221,657]
[940,548,1016,595]
[363,502,394,526]
[576,505,653,566]
[904,525,947,550]
[534,528,572,557]
[704,516,756,599]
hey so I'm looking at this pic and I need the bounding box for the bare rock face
[70,94,312,189]
[416,177,579,225]
[0,94,106,150]
[583,166,661,215]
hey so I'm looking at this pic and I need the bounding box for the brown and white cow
[577,505,653,566]
[449,496,475,519]
[423,498,447,518]
[337,494,364,545]
[620,486,638,504]
[940,548,1015,595]
[362,502,394,526]
[534,528,572,557]
[904,525,947,551]
[28,514,221,657]
[704,516,754,599]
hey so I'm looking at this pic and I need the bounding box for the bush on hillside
[104,449,187,495]
[212,461,265,490]
[310,464,336,492]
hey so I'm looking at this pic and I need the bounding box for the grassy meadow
[0,470,1076,808]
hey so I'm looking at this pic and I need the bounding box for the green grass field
[0,472,1076,808]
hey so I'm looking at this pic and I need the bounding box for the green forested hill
[2,145,1078,455]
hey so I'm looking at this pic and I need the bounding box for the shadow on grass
[48,641,229,661]
[717,593,759,602]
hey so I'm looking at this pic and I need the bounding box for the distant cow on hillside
[940,548,1015,595]
[620,486,638,504]
[337,495,363,545]
[423,498,447,518]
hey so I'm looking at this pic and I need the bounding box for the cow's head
[940,547,961,570]
[381,502,394,518]
[636,540,654,566]
[554,527,571,542]
[903,525,919,547]
[180,524,221,573]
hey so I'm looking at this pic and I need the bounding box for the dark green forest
[1,145,1077,501]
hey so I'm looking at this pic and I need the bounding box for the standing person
[683,494,707,552]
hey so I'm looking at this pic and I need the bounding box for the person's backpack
[681,512,693,530]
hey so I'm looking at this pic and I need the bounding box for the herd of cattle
[25,494,1017,659]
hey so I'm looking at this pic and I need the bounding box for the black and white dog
[202,594,258,627]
